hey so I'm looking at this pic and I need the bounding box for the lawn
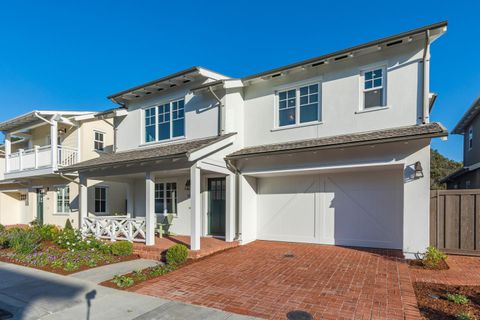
[0,222,138,274]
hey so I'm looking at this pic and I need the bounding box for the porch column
[79,175,88,229]
[145,172,155,246]
[225,174,235,242]
[126,182,135,217]
[50,119,58,169]
[190,164,201,251]
[4,133,10,172]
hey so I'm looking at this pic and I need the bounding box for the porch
[58,134,238,252]
[133,235,240,260]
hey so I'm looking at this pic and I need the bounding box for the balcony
[5,145,79,178]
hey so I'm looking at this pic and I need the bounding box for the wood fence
[430,189,480,256]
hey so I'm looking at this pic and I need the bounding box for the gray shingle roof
[59,133,236,173]
[226,123,447,159]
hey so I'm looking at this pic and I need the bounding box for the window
[145,107,156,143]
[468,127,473,150]
[56,186,70,213]
[94,187,107,214]
[144,99,185,143]
[154,182,177,214]
[363,68,385,109]
[277,83,320,127]
[94,131,104,151]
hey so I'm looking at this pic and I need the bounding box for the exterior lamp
[414,161,424,179]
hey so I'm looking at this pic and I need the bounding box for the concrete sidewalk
[69,258,160,283]
[0,261,257,320]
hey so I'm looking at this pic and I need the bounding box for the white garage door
[256,169,403,249]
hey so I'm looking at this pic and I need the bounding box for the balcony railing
[6,145,79,173]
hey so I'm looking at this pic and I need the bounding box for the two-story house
[0,110,126,227]
[60,21,448,258]
[441,96,480,189]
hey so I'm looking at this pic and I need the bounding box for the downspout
[226,158,242,241]
[208,86,225,136]
[422,30,431,124]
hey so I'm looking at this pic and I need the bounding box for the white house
[0,110,126,227]
[59,21,448,257]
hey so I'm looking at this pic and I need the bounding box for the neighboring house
[59,21,448,258]
[441,96,480,189]
[0,111,126,227]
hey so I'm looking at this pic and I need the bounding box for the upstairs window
[277,83,320,127]
[144,99,185,143]
[469,127,474,150]
[145,107,156,143]
[363,68,385,109]
[56,186,70,213]
[94,131,104,151]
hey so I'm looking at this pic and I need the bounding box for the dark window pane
[287,90,296,98]
[300,86,308,96]
[279,91,286,100]
[279,108,296,126]
[373,69,382,78]
[300,96,308,105]
[279,100,286,109]
[173,119,184,137]
[310,94,318,103]
[309,84,318,93]
[300,103,318,123]
[364,89,383,108]
[159,123,170,140]
[365,80,373,90]
[155,199,163,213]
[374,78,382,87]
[145,126,155,142]
[288,98,296,107]
[365,71,373,80]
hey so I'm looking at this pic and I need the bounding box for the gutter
[59,173,80,185]
[422,30,431,124]
[208,86,225,136]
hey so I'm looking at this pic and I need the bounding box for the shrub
[166,244,188,266]
[0,224,5,232]
[108,241,133,256]
[8,228,41,254]
[112,275,134,288]
[447,293,470,305]
[132,270,147,281]
[55,229,106,252]
[64,219,73,230]
[456,312,474,320]
[423,246,447,268]
[35,224,60,241]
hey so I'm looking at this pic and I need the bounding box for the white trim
[468,126,473,151]
[142,97,186,144]
[271,121,324,132]
[153,178,179,215]
[53,184,71,215]
[188,135,236,161]
[93,130,105,152]
[355,106,390,114]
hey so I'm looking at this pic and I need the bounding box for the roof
[189,80,225,92]
[440,167,470,183]
[58,133,237,173]
[242,21,448,81]
[0,110,95,132]
[108,67,231,103]
[452,96,480,134]
[226,123,447,159]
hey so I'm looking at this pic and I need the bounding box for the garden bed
[409,259,450,270]
[0,223,139,275]
[414,282,480,320]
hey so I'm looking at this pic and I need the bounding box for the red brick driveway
[132,241,421,319]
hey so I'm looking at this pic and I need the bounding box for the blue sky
[0,1,478,161]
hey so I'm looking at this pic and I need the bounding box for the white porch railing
[6,145,79,172]
[82,216,147,243]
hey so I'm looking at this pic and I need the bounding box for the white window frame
[154,180,178,215]
[468,126,473,151]
[359,64,388,111]
[142,98,186,145]
[54,185,71,214]
[273,79,322,129]
[94,186,108,215]
[94,130,105,152]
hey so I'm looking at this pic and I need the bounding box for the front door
[36,189,44,225]
[208,178,226,237]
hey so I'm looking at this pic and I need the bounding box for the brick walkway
[132,241,421,319]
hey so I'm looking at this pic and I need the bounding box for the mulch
[414,282,480,319]
[409,259,450,270]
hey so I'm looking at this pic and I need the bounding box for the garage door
[256,169,403,249]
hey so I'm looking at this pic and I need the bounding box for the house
[0,110,126,227]
[58,21,448,258]
[441,96,480,189]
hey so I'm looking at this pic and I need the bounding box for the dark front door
[36,189,44,225]
[208,178,226,236]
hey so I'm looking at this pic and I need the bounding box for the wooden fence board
[431,189,480,255]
